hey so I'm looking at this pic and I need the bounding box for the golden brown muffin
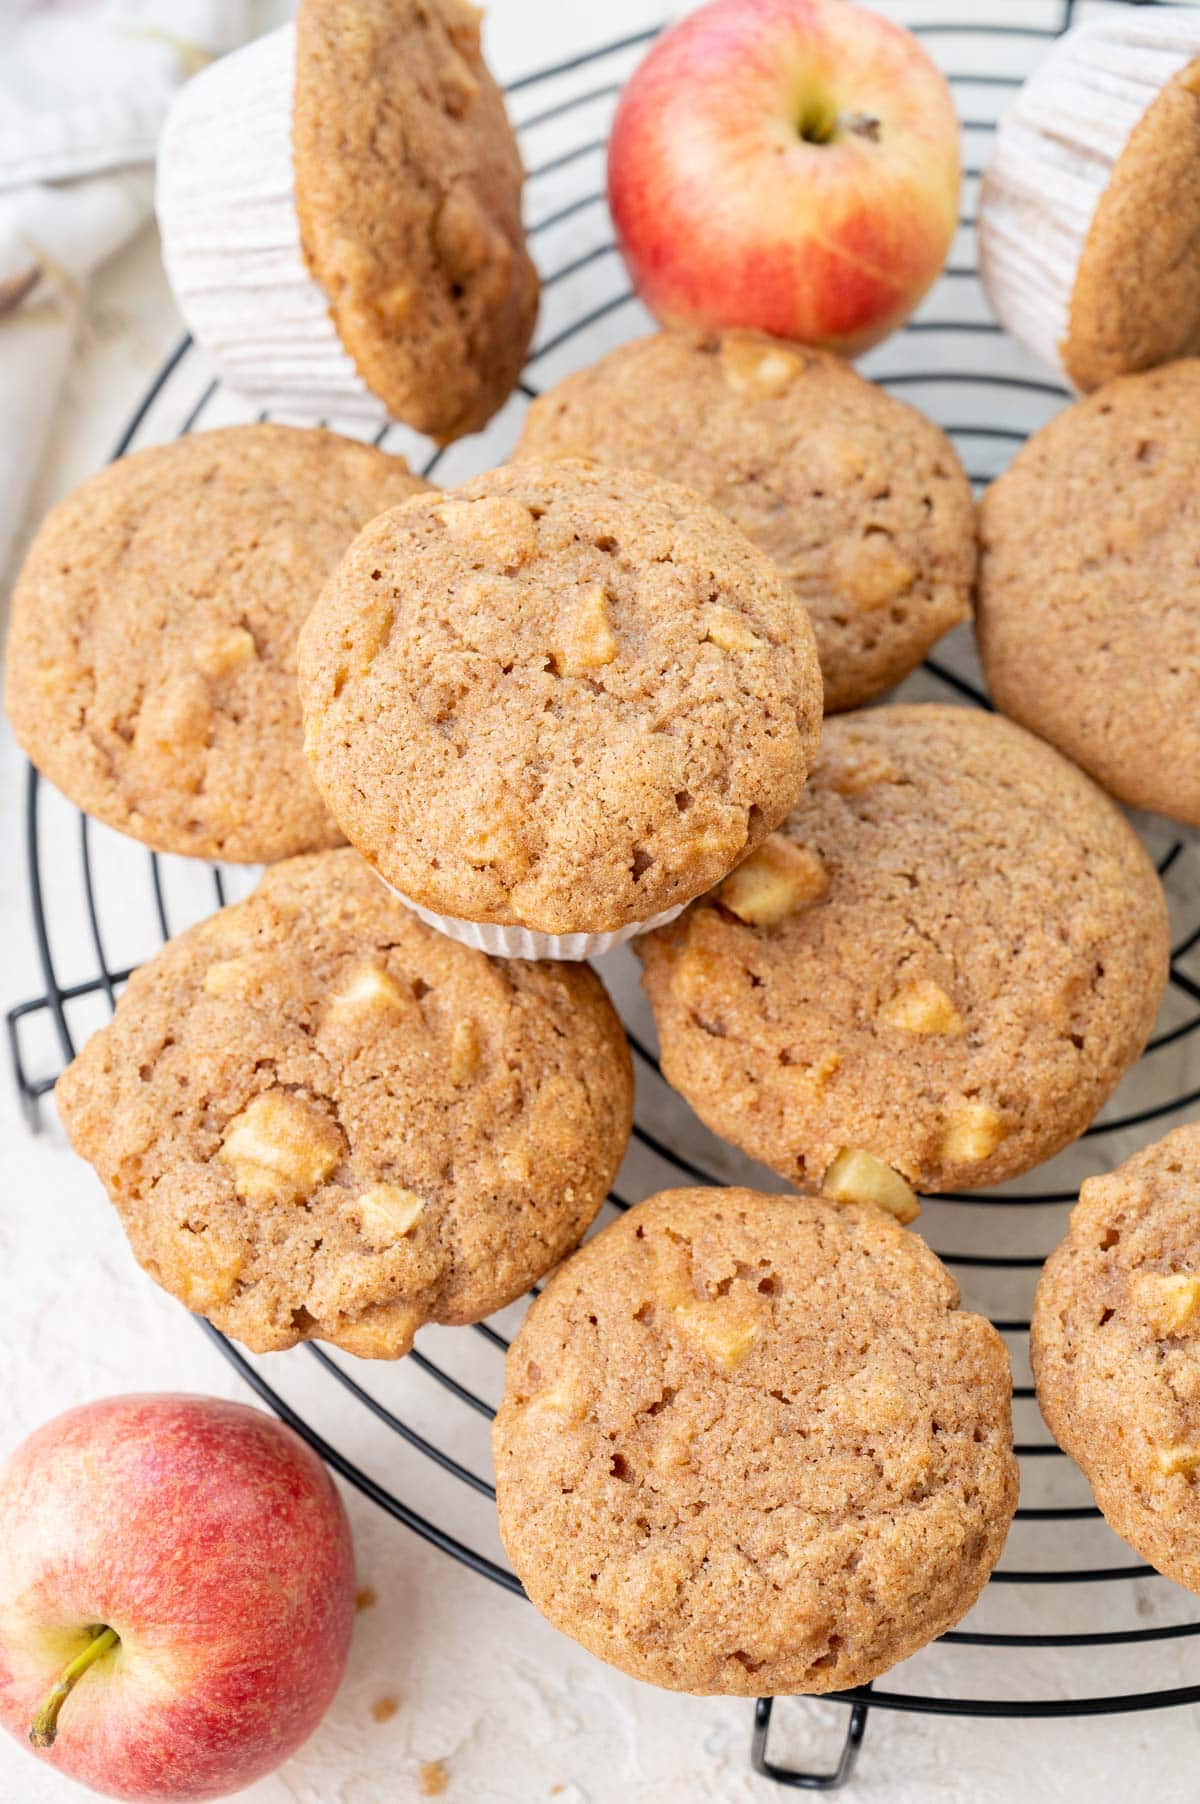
[977,361,1200,827]
[5,424,429,862]
[298,459,823,937]
[494,1187,1017,1694]
[55,850,633,1357]
[979,13,1200,390]
[1065,58,1200,391]
[518,331,975,712]
[293,0,539,441]
[639,706,1168,1195]
[1033,1127,1200,1594]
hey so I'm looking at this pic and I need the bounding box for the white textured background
[3,2,1200,1800]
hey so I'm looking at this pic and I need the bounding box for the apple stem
[30,1626,119,1750]
[842,112,882,143]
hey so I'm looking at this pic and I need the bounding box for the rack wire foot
[751,1696,870,1791]
[6,998,53,1135]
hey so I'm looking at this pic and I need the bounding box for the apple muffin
[158,0,538,438]
[298,457,823,958]
[494,1187,1017,1694]
[518,331,975,713]
[977,360,1200,828]
[1032,1126,1200,1594]
[639,705,1168,1196]
[5,424,429,863]
[55,850,633,1357]
[980,10,1200,391]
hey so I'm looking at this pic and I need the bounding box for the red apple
[608,0,960,354]
[0,1395,355,1801]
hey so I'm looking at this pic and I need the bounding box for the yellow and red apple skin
[0,1395,355,1802]
[608,0,961,354]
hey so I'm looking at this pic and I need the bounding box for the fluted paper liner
[157,25,387,424]
[979,12,1200,387]
[377,875,687,962]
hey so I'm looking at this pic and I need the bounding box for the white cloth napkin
[0,1,255,585]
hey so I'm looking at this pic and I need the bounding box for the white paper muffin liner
[156,24,388,424]
[979,11,1200,387]
[377,875,688,962]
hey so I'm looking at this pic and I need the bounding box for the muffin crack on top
[494,1188,1017,1695]
[298,458,823,936]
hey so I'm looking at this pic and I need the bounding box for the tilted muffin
[1033,1127,1200,1594]
[977,361,1200,828]
[157,0,538,440]
[518,331,975,713]
[494,1187,1017,1695]
[979,10,1200,391]
[55,850,632,1357]
[5,424,429,863]
[298,459,823,959]
[639,706,1168,1197]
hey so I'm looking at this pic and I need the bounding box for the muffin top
[978,361,1200,827]
[978,13,1200,393]
[494,1187,1017,1695]
[293,0,539,441]
[5,424,429,863]
[298,459,823,935]
[55,850,633,1358]
[639,705,1168,1194]
[1066,47,1200,391]
[1033,1126,1200,1593]
[518,331,975,713]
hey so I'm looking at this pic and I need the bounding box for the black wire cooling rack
[9,1,1200,1790]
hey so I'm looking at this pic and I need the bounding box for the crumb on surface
[356,1584,378,1611]
[418,1758,449,1796]
[371,1696,398,1724]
